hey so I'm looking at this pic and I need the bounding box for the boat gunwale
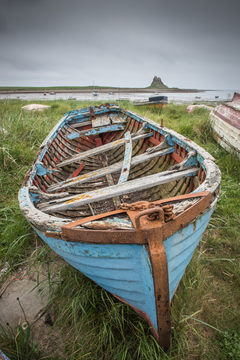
[211,104,240,130]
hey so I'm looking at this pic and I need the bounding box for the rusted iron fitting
[119,201,151,211]
[119,201,175,223]
[135,208,165,229]
[89,107,96,120]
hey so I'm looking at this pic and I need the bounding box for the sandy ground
[0,257,67,358]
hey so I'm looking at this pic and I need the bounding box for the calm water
[0,90,237,103]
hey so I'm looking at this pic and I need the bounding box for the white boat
[210,92,240,158]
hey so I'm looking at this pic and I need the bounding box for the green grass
[0,100,240,359]
[0,322,49,360]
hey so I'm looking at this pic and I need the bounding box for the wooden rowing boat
[19,103,221,350]
[210,92,240,158]
[133,95,168,108]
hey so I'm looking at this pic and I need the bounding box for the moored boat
[133,95,168,108]
[210,92,240,158]
[19,103,221,350]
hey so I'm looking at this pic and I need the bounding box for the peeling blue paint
[35,228,158,331]
[29,192,40,204]
[35,162,51,176]
[0,350,10,360]
[184,155,199,168]
[67,124,125,140]
[19,187,28,208]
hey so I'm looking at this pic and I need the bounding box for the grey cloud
[0,0,239,88]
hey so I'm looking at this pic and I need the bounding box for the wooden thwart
[67,123,126,140]
[48,146,174,192]
[56,132,153,168]
[40,167,199,213]
[70,120,92,128]
[92,115,111,127]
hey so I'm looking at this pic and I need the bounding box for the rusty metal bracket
[147,230,171,350]
[89,106,96,120]
[53,191,213,244]
[134,207,165,229]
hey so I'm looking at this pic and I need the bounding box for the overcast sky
[0,0,239,89]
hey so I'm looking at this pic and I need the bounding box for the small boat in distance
[210,92,240,159]
[92,91,98,97]
[19,103,220,350]
[133,95,168,108]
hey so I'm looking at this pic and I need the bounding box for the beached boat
[134,95,168,108]
[19,103,220,350]
[210,92,240,159]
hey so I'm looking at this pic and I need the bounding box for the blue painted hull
[0,350,10,360]
[34,206,214,335]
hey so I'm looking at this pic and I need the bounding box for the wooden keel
[148,231,171,350]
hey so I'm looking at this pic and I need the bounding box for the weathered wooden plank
[118,131,132,184]
[70,120,92,128]
[102,155,121,208]
[92,115,111,127]
[48,146,175,192]
[109,114,127,124]
[67,123,126,140]
[40,167,199,213]
[56,132,153,168]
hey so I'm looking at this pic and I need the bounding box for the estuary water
[0,90,237,103]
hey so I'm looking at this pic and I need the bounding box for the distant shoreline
[0,87,202,94]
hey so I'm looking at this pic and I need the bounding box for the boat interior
[28,105,206,225]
